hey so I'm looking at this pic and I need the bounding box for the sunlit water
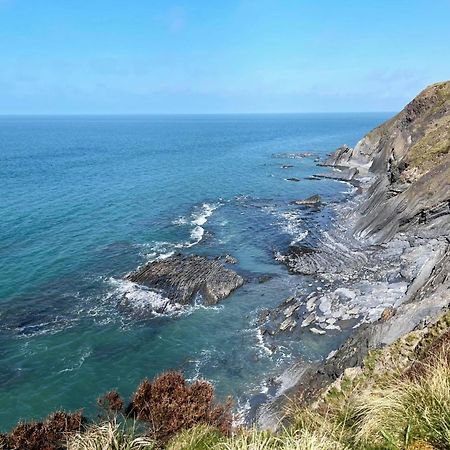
[0,113,389,429]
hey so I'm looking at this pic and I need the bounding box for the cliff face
[257,81,450,430]
[327,81,450,243]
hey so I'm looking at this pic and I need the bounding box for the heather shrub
[98,390,124,415]
[5,410,83,450]
[127,371,232,443]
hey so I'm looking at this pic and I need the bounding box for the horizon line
[0,111,396,117]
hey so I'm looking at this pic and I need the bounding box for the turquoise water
[0,113,389,429]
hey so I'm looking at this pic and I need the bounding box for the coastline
[254,81,450,429]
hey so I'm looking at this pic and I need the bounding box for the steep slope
[257,81,450,430]
[327,81,450,243]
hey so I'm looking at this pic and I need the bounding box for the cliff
[327,80,450,243]
[257,81,450,431]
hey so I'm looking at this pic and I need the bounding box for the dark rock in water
[257,274,273,284]
[273,152,318,160]
[216,254,238,264]
[125,254,244,305]
[315,167,359,182]
[287,245,317,257]
[281,164,294,169]
[285,177,301,182]
[290,194,322,206]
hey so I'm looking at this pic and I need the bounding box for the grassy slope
[62,308,450,449]
[163,309,450,450]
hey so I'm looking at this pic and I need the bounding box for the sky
[0,0,449,114]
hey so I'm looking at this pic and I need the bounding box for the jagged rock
[380,306,396,322]
[283,303,300,317]
[126,254,244,305]
[279,317,297,332]
[273,152,317,159]
[306,296,317,312]
[216,254,238,264]
[315,167,359,182]
[310,327,326,335]
[290,194,322,206]
[301,313,315,327]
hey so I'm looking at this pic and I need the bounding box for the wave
[262,206,309,245]
[143,202,221,260]
[109,278,185,317]
[58,346,92,374]
[106,278,224,319]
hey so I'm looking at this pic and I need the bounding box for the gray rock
[290,194,322,206]
[126,253,244,305]
[283,303,300,317]
[280,317,297,332]
[310,327,326,335]
[301,313,315,327]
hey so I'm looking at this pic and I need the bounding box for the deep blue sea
[0,113,389,429]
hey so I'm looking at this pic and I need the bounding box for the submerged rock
[290,194,322,206]
[125,254,244,305]
[285,177,301,182]
[216,254,238,264]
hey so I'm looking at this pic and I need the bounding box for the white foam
[188,225,204,245]
[142,202,221,259]
[58,347,92,374]
[172,216,188,225]
[109,278,185,316]
[191,202,219,226]
[255,327,274,356]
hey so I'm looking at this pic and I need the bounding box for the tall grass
[66,420,155,450]
[353,352,450,449]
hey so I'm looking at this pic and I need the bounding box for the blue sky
[0,0,449,113]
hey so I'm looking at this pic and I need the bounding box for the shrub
[98,390,124,415]
[127,371,232,443]
[5,410,83,450]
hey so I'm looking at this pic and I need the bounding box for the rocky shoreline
[118,82,449,432]
[255,81,450,429]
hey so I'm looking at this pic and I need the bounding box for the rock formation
[126,254,244,306]
[256,81,450,429]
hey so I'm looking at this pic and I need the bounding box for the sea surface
[0,113,390,429]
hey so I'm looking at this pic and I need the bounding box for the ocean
[0,113,389,429]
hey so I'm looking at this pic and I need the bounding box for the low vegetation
[2,316,450,449]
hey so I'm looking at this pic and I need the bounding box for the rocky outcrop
[325,81,450,243]
[290,194,321,206]
[126,254,244,305]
